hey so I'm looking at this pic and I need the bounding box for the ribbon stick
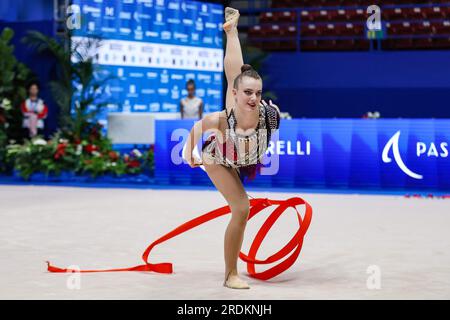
[47,197,312,280]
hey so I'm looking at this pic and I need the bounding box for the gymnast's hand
[186,155,203,168]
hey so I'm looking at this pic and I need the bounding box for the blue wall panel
[155,119,450,191]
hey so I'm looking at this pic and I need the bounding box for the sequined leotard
[202,103,280,181]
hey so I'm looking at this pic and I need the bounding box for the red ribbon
[47,197,312,280]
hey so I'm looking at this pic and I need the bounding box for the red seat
[327,10,339,21]
[422,7,445,20]
[315,40,338,50]
[300,10,312,22]
[260,12,277,23]
[413,21,433,35]
[432,20,450,34]
[403,7,424,20]
[309,10,330,22]
[301,24,320,37]
[319,0,341,7]
[284,25,298,38]
[393,38,414,49]
[433,36,450,49]
[383,8,405,21]
[338,23,363,36]
[334,9,348,22]
[267,25,282,37]
[413,37,434,49]
[248,25,263,38]
[272,0,295,8]
[334,40,357,50]
[440,6,450,19]
[385,22,395,35]
[321,24,339,37]
[391,22,414,35]
[347,9,365,22]
[277,11,296,23]
[300,40,318,51]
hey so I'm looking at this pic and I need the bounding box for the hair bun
[241,64,253,73]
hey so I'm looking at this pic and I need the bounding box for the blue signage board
[71,0,224,126]
[154,119,450,191]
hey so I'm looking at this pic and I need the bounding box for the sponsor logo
[195,18,204,31]
[382,130,422,179]
[382,130,448,179]
[149,103,160,112]
[82,5,101,14]
[105,6,114,17]
[267,141,312,156]
[120,12,132,20]
[133,104,148,111]
[168,2,180,10]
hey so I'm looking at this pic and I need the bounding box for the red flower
[108,151,119,161]
[127,160,141,168]
[54,143,67,160]
[84,144,98,153]
[74,138,81,145]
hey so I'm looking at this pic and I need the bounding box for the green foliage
[6,138,55,179]
[0,27,32,172]
[6,129,155,180]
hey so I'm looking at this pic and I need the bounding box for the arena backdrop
[71,0,224,127]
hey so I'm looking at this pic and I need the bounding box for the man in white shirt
[180,79,203,120]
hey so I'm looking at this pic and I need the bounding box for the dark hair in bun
[241,64,253,73]
[233,64,261,89]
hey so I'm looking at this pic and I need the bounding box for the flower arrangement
[6,123,154,180]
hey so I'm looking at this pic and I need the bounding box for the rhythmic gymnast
[183,7,281,290]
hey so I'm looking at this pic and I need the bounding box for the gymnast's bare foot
[223,270,250,289]
[223,7,240,33]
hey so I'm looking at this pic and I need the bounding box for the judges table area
[154,118,450,191]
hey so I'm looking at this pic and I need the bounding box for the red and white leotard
[202,103,280,181]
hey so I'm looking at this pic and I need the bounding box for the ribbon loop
[47,197,312,280]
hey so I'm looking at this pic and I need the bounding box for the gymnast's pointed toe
[223,7,240,32]
[223,274,250,289]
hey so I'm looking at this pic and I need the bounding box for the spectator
[20,82,48,138]
[180,79,203,120]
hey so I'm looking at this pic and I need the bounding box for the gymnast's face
[233,76,263,113]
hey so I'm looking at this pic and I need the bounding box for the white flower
[111,162,117,167]
[75,145,82,155]
[59,138,69,144]
[1,98,11,111]
[131,149,142,158]
[32,138,47,146]
[92,151,101,157]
